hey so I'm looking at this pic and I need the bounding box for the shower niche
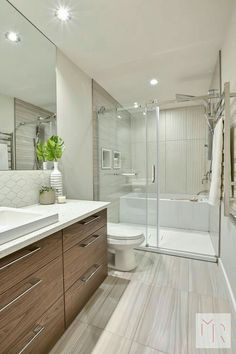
[113,151,121,169]
[101,148,112,169]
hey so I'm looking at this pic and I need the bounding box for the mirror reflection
[0,0,56,170]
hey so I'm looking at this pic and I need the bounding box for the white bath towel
[0,143,9,170]
[208,118,223,206]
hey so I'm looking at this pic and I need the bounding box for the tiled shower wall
[131,105,209,195]
[0,171,50,207]
[93,81,132,222]
[159,105,209,194]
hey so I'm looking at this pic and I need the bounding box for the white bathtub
[120,192,209,232]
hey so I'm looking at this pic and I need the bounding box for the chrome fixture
[201,171,211,184]
[197,190,209,196]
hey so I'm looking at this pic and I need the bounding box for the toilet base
[108,248,137,271]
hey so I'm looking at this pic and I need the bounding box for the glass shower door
[145,107,159,248]
[96,105,159,250]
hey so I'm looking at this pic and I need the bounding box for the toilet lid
[107,223,144,240]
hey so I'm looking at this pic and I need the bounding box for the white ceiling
[10,0,234,106]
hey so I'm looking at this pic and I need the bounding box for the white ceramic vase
[50,161,63,197]
[42,161,47,170]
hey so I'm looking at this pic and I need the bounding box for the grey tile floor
[51,251,235,354]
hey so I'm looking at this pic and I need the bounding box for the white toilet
[107,223,145,271]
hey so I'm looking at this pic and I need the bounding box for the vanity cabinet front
[0,208,108,353]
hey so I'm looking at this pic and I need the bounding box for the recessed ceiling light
[117,115,122,119]
[134,102,138,108]
[150,78,158,86]
[55,6,71,21]
[5,31,21,43]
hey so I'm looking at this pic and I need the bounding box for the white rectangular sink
[0,207,59,245]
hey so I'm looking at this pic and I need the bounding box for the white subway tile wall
[0,171,50,207]
[131,105,209,195]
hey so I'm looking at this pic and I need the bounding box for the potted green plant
[39,186,56,205]
[36,142,48,170]
[46,136,65,197]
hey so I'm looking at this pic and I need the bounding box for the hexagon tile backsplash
[0,171,51,208]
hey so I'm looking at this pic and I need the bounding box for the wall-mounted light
[150,78,158,86]
[55,6,71,21]
[5,31,21,43]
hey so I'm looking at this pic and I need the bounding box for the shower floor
[118,223,216,257]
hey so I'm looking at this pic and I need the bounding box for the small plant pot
[39,190,56,205]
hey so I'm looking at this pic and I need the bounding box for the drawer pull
[79,234,101,248]
[0,246,41,271]
[80,264,102,283]
[0,278,42,313]
[18,325,45,354]
[80,215,101,226]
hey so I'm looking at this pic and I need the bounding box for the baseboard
[219,258,236,313]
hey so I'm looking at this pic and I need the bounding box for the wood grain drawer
[0,231,62,295]
[65,259,107,327]
[64,225,107,291]
[4,297,65,354]
[0,257,63,352]
[63,209,107,251]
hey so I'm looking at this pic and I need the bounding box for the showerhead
[37,113,56,122]
[97,106,106,114]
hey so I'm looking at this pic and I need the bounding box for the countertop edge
[0,201,109,259]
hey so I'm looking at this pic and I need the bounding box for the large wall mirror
[0,0,56,171]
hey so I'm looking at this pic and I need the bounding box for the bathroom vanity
[0,201,109,354]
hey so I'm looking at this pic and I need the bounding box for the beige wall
[220,3,236,305]
[0,93,14,133]
[56,50,93,200]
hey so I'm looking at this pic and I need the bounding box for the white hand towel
[0,143,9,170]
[208,118,223,206]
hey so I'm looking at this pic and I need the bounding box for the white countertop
[0,199,109,259]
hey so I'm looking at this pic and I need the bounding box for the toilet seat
[107,223,144,241]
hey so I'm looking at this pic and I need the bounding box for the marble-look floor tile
[131,251,160,285]
[78,276,129,329]
[50,320,102,354]
[129,341,166,354]
[92,331,132,354]
[105,281,152,339]
[134,285,188,354]
[152,254,189,291]
[188,292,236,354]
[189,260,228,299]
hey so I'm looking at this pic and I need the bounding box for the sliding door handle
[152,164,156,183]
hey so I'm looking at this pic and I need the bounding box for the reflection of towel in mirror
[209,118,223,206]
[0,143,9,170]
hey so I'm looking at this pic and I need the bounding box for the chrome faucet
[201,171,211,184]
[197,190,209,196]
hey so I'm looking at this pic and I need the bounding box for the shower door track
[135,245,218,263]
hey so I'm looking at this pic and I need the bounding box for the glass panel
[96,109,147,249]
[157,104,217,258]
[146,107,159,247]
